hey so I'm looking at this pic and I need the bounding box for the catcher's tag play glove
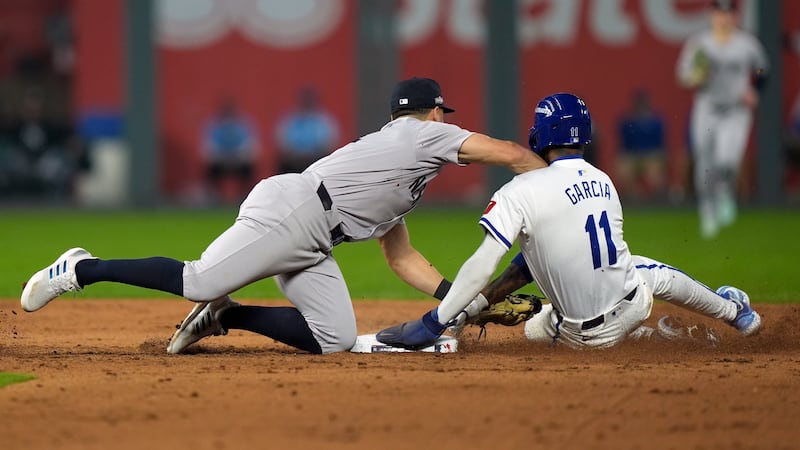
[471,293,544,328]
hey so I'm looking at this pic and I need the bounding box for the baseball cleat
[21,247,95,312]
[167,296,240,354]
[716,285,761,336]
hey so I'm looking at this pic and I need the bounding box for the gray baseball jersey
[306,116,471,241]
[182,116,472,353]
[676,29,768,110]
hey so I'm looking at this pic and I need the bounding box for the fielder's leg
[271,255,357,354]
[172,255,356,355]
[73,175,334,304]
[218,303,323,354]
[21,249,185,312]
[77,257,185,296]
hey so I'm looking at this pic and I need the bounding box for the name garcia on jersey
[564,179,612,205]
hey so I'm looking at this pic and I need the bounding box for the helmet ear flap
[528,128,537,151]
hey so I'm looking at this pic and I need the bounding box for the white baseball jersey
[479,155,638,321]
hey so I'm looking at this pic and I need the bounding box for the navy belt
[317,182,346,246]
[556,287,638,331]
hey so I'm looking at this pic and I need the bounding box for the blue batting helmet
[528,93,592,156]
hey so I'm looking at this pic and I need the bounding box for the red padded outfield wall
[72,0,800,201]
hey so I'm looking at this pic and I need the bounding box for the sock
[76,257,184,297]
[221,306,322,354]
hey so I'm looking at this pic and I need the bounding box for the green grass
[1,207,798,302]
[0,372,35,388]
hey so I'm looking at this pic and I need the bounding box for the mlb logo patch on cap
[390,77,455,114]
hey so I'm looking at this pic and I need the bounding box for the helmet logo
[535,105,554,117]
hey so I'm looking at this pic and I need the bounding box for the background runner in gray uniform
[675,0,768,238]
[20,77,546,354]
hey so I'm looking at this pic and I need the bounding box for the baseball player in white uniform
[377,93,761,350]
[676,0,768,239]
[20,77,546,354]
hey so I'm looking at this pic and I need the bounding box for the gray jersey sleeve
[415,120,471,164]
[306,117,472,241]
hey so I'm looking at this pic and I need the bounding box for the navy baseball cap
[390,77,455,114]
[711,0,737,11]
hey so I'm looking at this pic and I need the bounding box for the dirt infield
[1,299,798,450]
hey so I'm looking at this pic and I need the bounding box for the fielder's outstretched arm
[458,133,546,174]
[378,222,446,298]
[436,234,508,324]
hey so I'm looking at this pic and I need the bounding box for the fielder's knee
[317,327,357,354]
[181,262,237,302]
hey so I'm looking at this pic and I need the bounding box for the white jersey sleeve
[478,181,526,250]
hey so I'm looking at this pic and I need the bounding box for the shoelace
[48,260,80,296]
[191,309,224,336]
[192,314,213,334]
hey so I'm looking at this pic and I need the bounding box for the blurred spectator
[44,7,75,78]
[0,86,87,199]
[615,89,667,202]
[275,87,339,173]
[201,97,258,203]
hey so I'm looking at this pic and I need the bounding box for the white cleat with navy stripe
[21,247,94,312]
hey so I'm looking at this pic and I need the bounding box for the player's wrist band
[433,278,452,300]
[511,252,534,283]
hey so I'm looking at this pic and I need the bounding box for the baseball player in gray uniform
[20,77,546,354]
[377,93,761,350]
[676,0,768,238]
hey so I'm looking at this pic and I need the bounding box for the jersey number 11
[585,211,617,269]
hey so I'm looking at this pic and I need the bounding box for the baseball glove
[688,48,711,87]
[471,293,543,328]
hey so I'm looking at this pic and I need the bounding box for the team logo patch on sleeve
[483,200,496,214]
